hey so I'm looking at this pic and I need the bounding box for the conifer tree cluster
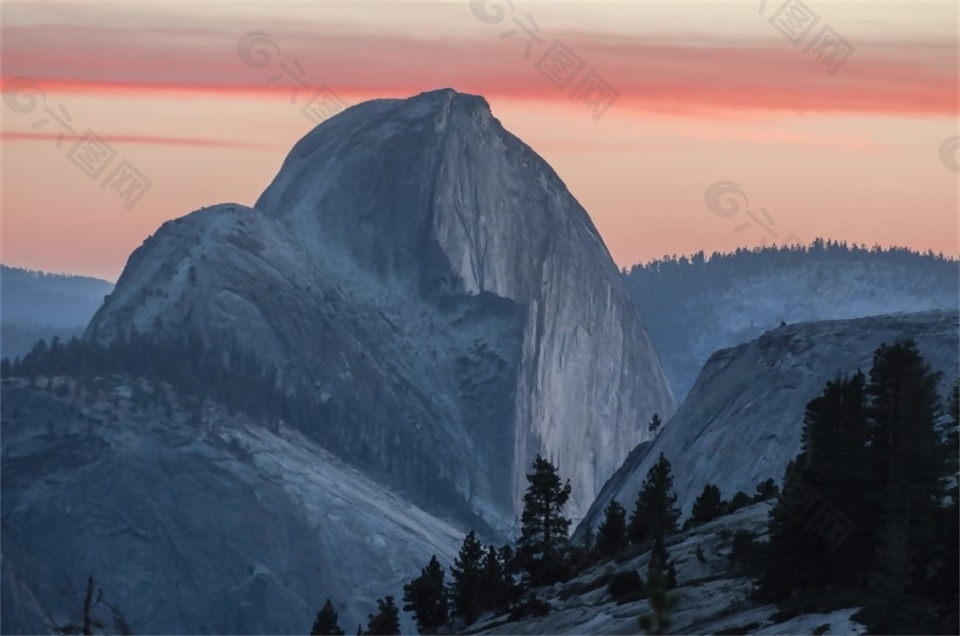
[753,342,958,634]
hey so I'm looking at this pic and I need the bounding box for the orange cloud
[2,24,956,118]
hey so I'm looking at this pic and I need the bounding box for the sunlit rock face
[86,88,675,526]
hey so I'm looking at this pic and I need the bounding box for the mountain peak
[409,87,491,111]
[88,90,675,525]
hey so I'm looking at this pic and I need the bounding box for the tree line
[314,420,703,636]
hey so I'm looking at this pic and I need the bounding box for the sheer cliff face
[87,88,675,524]
[578,310,960,536]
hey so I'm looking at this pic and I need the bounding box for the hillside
[625,242,958,400]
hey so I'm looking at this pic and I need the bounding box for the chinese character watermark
[777,475,855,553]
[704,180,802,246]
[470,0,619,121]
[236,31,350,126]
[2,77,152,210]
[760,0,854,75]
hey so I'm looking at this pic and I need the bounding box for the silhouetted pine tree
[760,343,955,630]
[753,478,779,502]
[449,531,485,624]
[690,483,725,526]
[402,556,447,634]
[758,372,873,598]
[640,551,677,636]
[858,519,937,635]
[311,599,345,635]
[365,596,400,636]
[478,545,509,614]
[516,455,572,587]
[648,536,677,590]
[628,453,679,545]
[497,545,522,606]
[866,342,949,592]
[757,458,832,600]
[595,500,627,557]
[928,380,959,631]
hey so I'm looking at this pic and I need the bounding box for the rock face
[0,378,462,634]
[85,88,675,525]
[578,310,960,535]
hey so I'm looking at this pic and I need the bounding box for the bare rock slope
[579,309,959,534]
[0,377,461,634]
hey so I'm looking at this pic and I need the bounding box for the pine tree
[573,526,595,571]
[648,536,677,590]
[757,459,833,600]
[753,478,779,502]
[449,531,485,624]
[858,519,937,635]
[365,596,400,636]
[690,483,725,525]
[497,545,521,606]
[759,372,872,598]
[595,500,627,557]
[311,599,346,635]
[866,342,949,592]
[929,380,959,629]
[640,546,677,636]
[648,413,662,435]
[402,555,447,634]
[628,453,680,545]
[478,545,507,613]
[516,455,572,587]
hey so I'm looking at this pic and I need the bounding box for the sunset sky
[1,0,957,281]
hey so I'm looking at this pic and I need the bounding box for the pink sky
[1,1,958,281]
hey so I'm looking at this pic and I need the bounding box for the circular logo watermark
[704,181,749,219]
[236,31,280,69]
[939,136,960,172]
[2,77,46,114]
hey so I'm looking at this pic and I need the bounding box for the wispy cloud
[0,130,280,149]
[3,24,956,118]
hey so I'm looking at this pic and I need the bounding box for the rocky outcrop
[0,377,461,634]
[578,310,960,535]
[85,88,675,525]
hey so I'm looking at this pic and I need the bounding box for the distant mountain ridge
[624,241,959,401]
[1,265,114,360]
